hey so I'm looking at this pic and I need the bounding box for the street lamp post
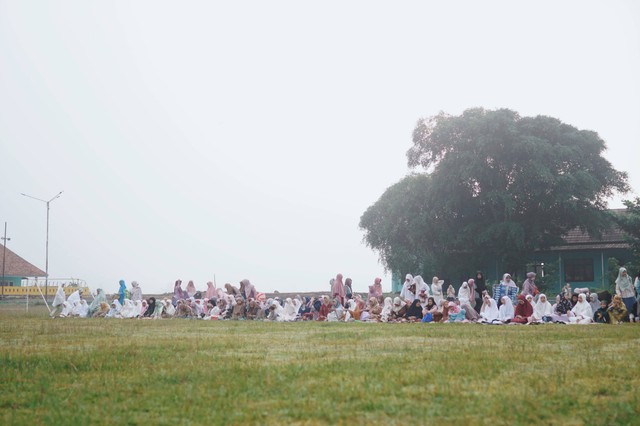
[1,222,11,299]
[20,191,63,302]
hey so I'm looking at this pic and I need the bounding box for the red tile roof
[548,211,630,251]
[0,244,46,277]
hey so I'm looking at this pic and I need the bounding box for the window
[564,258,594,282]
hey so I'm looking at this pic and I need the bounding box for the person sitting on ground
[448,301,466,323]
[552,293,572,323]
[568,293,593,324]
[341,297,356,321]
[593,300,610,324]
[246,298,262,320]
[363,297,382,322]
[317,296,331,321]
[163,299,176,318]
[458,281,471,305]
[525,294,534,308]
[479,294,499,323]
[120,299,137,319]
[439,299,452,323]
[142,297,156,318]
[106,300,123,319]
[531,294,553,323]
[608,295,628,324]
[498,296,514,323]
[73,300,89,318]
[405,299,423,322]
[380,297,393,322]
[231,296,246,320]
[390,297,407,322]
[511,295,533,324]
[93,302,110,318]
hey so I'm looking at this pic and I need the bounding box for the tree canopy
[614,198,640,272]
[361,108,629,276]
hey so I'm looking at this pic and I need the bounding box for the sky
[1,0,639,295]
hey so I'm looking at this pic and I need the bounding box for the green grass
[1,305,639,425]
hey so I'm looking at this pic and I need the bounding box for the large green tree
[614,197,640,272]
[361,108,629,275]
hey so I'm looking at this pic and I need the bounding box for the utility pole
[1,222,11,299]
[21,191,63,301]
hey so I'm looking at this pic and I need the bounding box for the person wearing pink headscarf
[332,273,346,304]
[240,279,256,300]
[373,277,383,297]
[186,280,197,298]
[205,281,216,300]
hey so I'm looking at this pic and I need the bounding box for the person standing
[474,272,486,313]
[521,272,539,298]
[344,278,353,300]
[130,281,142,302]
[118,280,126,305]
[615,267,635,322]
[332,274,346,305]
[373,277,383,298]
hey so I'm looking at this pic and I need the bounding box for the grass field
[1,304,639,425]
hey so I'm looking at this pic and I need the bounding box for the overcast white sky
[1,0,638,295]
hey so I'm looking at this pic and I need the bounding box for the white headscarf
[74,300,89,318]
[400,274,414,301]
[106,300,122,318]
[60,301,73,317]
[392,297,405,314]
[431,277,443,297]
[589,293,600,314]
[458,281,471,304]
[533,294,553,320]
[480,297,499,321]
[413,275,430,296]
[571,293,593,320]
[498,296,514,321]
[500,273,516,288]
[380,297,393,322]
[616,267,633,292]
[52,286,66,307]
[120,299,137,318]
[282,298,298,321]
[66,290,81,306]
[133,300,143,316]
[164,299,176,316]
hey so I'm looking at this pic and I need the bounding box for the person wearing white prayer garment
[497,296,514,323]
[531,294,553,323]
[431,276,444,305]
[413,275,430,297]
[479,294,499,323]
[568,293,593,324]
[458,281,471,304]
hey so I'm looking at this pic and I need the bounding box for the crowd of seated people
[49,269,640,325]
